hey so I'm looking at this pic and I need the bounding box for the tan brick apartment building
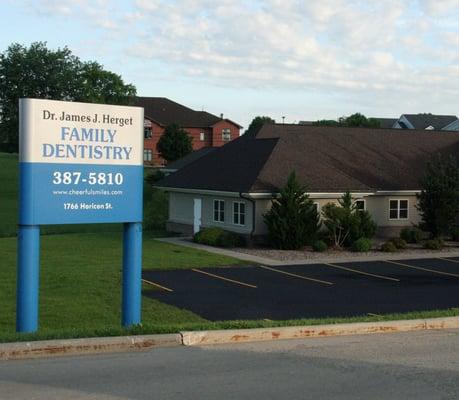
[134,97,242,166]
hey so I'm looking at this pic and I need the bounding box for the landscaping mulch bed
[232,241,459,262]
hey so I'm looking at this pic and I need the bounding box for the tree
[157,123,193,163]
[314,113,380,128]
[417,154,459,238]
[79,61,136,105]
[0,42,136,152]
[245,116,275,137]
[340,113,380,128]
[263,171,320,250]
[322,191,376,248]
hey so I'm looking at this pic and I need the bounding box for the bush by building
[390,237,407,249]
[312,240,328,252]
[322,192,377,248]
[193,227,243,248]
[351,238,372,252]
[400,227,423,244]
[381,241,397,252]
[423,239,444,250]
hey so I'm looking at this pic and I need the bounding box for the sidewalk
[157,236,459,266]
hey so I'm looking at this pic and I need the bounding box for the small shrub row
[351,238,372,252]
[423,239,444,250]
[390,237,407,249]
[312,240,328,252]
[381,241,398,252]
[400,227,423,244]
[193,227,243,248]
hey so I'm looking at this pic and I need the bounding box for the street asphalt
[1,328,458,399]
[143,257,459,320]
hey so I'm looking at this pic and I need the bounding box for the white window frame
[388,199,409,220]
[233,201,246,226]
[213,199,225,223]
[200,131,205,141]
[143,149,152,162]
[144,127,152,139]
[222,128,231,141]
[354,199,366,212]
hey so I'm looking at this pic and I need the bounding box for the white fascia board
[155,187,421,199]
[155,186,241,197]
[373,190,420,196]
[307,192,374,199]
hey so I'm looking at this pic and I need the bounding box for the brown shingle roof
[134,97,242,128]
[157,124,459,193]
[402,114,458,130]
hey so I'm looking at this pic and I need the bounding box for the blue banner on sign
[19,162,143,225]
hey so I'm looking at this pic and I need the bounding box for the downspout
[239,192,256,243]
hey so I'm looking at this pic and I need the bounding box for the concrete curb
[156,237,459,266]
[1,317,458,360]
[0,333,182,361]
[180,316,459,346]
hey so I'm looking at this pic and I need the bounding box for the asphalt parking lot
[142,257,459,321]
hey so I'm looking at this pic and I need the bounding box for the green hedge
[351,238,372,252]
[193,227,243,248]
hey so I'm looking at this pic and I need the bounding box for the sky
[2,0,459,129]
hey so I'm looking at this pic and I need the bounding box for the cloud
[16,0,459,108]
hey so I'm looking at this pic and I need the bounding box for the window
[222,128,231,141]
[143,149,152,162]
[144,127,152,139]
[354,199,366,212]
[389,199,408,220]
[233,202,246,225]
[213,200,225,222]
[200,132,205,141]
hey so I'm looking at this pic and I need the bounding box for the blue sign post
[17,98,144,333]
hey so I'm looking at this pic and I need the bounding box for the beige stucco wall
[168,192,421,238]
[252,194,421,236]
[366,195,421,227]
[168,192,253,234]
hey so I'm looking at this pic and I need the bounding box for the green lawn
[1,152,457,343]
[0,232,246,342]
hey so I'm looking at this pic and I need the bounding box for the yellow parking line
[191,268,257,289]
[258,265,333,286]
[324,263,400,282]
[384,260,459,278]
[141,278,174,292]
[437,257,459,264]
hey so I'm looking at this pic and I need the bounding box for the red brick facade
[143,119,241,166]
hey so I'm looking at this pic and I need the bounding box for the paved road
[143,257,459,320]
[1,329,458,399]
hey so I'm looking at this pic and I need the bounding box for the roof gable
[401,114,458,130]
[134,97,241,128]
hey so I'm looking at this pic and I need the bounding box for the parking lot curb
[2,317,458,360]
[0,333,182,360]
[180,316,459,346]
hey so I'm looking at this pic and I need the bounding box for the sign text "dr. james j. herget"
[43,110,134,127]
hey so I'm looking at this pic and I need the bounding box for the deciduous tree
[0,42,136,152]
